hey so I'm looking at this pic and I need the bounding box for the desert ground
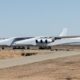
[0,49,56,59]
[0,46,80,80]
[0,45,80,59]
[0,51,80,80]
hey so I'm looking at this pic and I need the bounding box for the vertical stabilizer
[59,28,68,36]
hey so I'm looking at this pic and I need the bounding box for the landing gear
[39,46,51,49]
[13,46,25,49]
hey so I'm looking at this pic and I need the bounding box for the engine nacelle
[35,39,41,43]
[41,39,46,43]
[36,38,53,44]
[40,39,43,43]
[35,37,61,44]
[45,39,52,43]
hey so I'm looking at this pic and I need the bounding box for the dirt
[0,50,54,59]
[0,52,80,80]
[0,50,22,59]
[0,45,80,59]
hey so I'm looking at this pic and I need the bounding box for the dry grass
[0,50,23,59]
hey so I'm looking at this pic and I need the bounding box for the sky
[0,0,80,37]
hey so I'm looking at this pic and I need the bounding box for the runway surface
[0,51,80,69]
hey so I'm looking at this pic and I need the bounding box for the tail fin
[59,28,68,36]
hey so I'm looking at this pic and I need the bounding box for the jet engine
[36,38,53,44]
[35,39,41,43]
[45,39,52,43]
